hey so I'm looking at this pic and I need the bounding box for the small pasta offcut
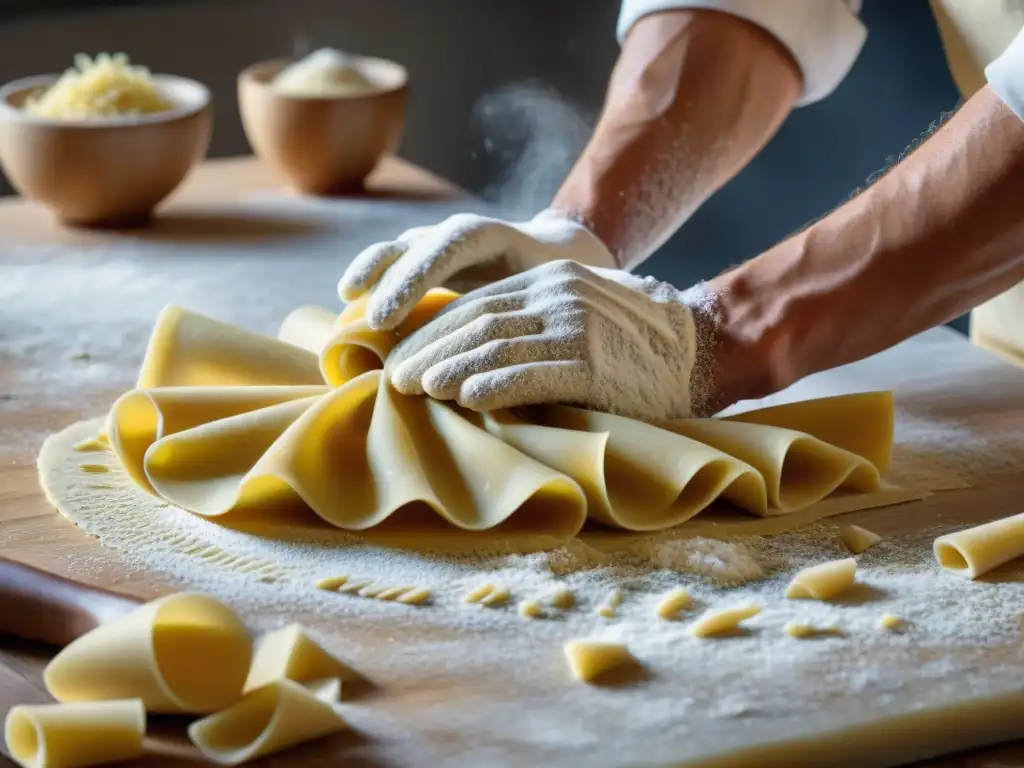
[563,640,634,683]
[689,605,761,638]
[784,558,857,601]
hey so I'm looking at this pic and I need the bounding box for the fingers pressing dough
[100,293,901,547]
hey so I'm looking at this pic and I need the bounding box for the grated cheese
[24,53,171,119]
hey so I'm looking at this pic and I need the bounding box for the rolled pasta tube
[5,699,145,768]
[44,592,251,714]
[934,512,1024,579]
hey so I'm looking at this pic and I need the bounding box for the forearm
[714,85,1024,398]
[551,9,801,269]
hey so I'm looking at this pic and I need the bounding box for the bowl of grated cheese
[238,48,407,195]
[0,53,212,226]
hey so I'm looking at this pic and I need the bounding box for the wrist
[701,239,814,406]
[709,213,883,403]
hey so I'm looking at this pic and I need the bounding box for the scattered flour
[0,196,500,459]
[34,416,1024,765]
[10,193,1024,763]
[633,536,764,585]
[40,418,1024,654]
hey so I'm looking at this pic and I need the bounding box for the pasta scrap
[655,587,692,620]
[689,605,762,638]
[465,582,510,607]
[840,524,882,554]
[563,640,634,684]
[785,558,857,601]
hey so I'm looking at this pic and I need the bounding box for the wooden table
[2,155,1024,767]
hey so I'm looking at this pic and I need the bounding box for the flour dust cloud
[470,81,595,219]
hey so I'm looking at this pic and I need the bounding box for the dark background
[0,0,965,328]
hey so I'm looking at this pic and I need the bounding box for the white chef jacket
[618,0,1024,364]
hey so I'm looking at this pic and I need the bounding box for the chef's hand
[337,210,618,331]
[384,260,705,422]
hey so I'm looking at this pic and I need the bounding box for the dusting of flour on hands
[341,210,619,333]
[678,281,721,418]
[386,260,701,421]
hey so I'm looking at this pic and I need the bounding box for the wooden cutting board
[2,156,1024,768]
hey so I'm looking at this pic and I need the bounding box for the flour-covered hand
[385,260,700,421]
[337,210,617,331]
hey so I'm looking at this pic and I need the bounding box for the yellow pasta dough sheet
[47,287,913,551]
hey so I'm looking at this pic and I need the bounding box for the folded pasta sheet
[188,679,347,765]
[104,290,897,542]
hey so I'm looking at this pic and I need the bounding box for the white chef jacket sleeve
[617,0,867,106]
[986,25,1024,120]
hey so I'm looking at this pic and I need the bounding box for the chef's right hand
[337,209,618,332]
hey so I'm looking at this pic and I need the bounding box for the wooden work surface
[3,155,1024,767]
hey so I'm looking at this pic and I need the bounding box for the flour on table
[37,416,1024,650]
[632,537,764,585]
[36,416,1024,765]
[0,196,499,458]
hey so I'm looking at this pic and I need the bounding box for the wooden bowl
[238,57,407,195]
[0,74,212,227]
